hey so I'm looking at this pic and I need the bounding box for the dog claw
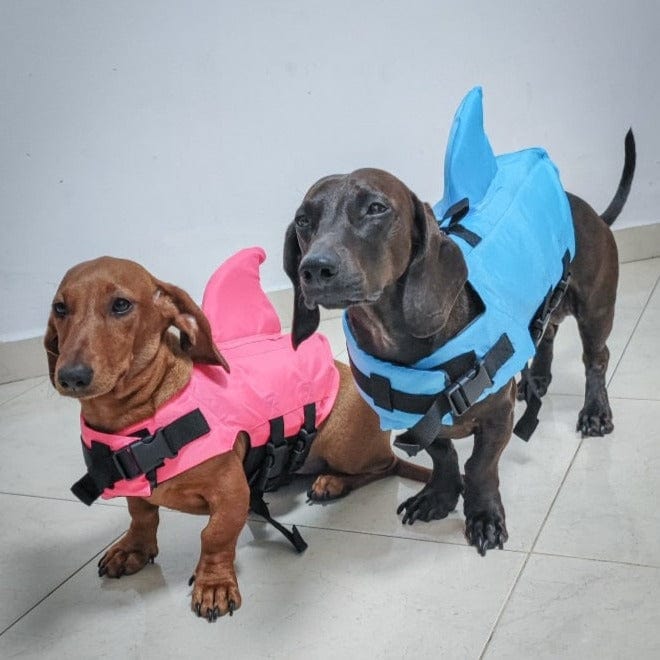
[465,511,508,556]
[195,603,201,617]
[188,574,195,586]
[228,600,236,616]
[397,485,461,525]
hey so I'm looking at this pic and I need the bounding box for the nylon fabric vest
[345,87,575,431]
[81,247,340,499]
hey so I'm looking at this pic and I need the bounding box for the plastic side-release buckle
[445,360,493,417]
[112,429,175,480]
[260,441,291,488]
[289,427,316,474]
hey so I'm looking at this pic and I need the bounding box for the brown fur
[45,257,430,621]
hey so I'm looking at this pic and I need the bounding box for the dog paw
[98,542,157,578]
[576,406,614,437]
[396,484,461,525]
[516,373,551,401]
[190,572,241,622]
[464,510,508,556]
[307,475,350,501]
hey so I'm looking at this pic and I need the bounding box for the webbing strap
[514,251,572,441]
[249,491,308,553]
[248,403,317,552]
[71,409,211,505]
[392,334,514,456]
[440,197,482,247]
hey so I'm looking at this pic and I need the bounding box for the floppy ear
[401,194,468,338]
[283,222,320,348]
[44,317,59,387]
[154,279,230,371]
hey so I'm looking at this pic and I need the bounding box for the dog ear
[44,317,59,387]
[283,222,320,348]
[154,280,230,371]
[401,194,468,338]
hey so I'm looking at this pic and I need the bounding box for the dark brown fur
[283,131,635,556]
[45,257,430,620]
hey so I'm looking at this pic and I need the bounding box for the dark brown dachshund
[45,257,429,620]
[283,132,635,556]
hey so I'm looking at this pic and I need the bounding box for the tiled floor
[1,258,659,659]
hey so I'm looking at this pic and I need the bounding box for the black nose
[299,253,339,287]
[57,364,94,391]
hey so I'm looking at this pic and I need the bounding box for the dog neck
[346,280,481,365]
[80,336,193,433]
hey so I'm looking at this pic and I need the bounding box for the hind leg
[517,322,560,401]
[576,305,615,436]
[306,362,430,501]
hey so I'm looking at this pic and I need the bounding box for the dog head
[44,256,228,400]
[284,168,467,346]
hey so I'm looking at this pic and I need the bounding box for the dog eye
[111,298,133,315]
[367,202,388,215]
[52,302,68,318]
[295,214,309,228]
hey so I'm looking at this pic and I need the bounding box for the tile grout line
[0,377,47,407]
[607,273,659,387]
[0,531,126,638]
[530,549,660,571]
[248,516,531,554]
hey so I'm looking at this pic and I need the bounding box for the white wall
[1,0,658,341]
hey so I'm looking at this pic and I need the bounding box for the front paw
[396,483,462,525]
[464,510,508,556]
[577,404,613,437]
[98,541,157,578]
[190,571,241,622]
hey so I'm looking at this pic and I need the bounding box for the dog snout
[57,363,94,392]
[299,253,339,287]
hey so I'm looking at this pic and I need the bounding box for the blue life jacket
[345,87,575,447]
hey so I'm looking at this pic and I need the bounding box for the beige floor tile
[0,494,128,633]
[485,554,660,659]
[0,515,523,659]
[535,397,660,565]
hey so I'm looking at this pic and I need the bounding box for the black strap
[440,198,481,247]
[514,251,572,442]
[248,404,317,552]
[288,403,317,474]
[249,491,308,553]
[71,409,211,505]
[530,251,572,345]
[513,366,542,441]
[350,364,437,415]
[393,334,514,456]
[350,335,513,457]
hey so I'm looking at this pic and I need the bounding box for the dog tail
[600,129,636,226]
[392,457,432,483]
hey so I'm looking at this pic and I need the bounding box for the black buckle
[445,361,493,417]
[257,442,291,491]
[549,273,571,310]
[112,429,175,480]
[289,427,316,474]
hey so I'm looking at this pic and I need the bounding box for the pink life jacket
[72,247,339,504]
